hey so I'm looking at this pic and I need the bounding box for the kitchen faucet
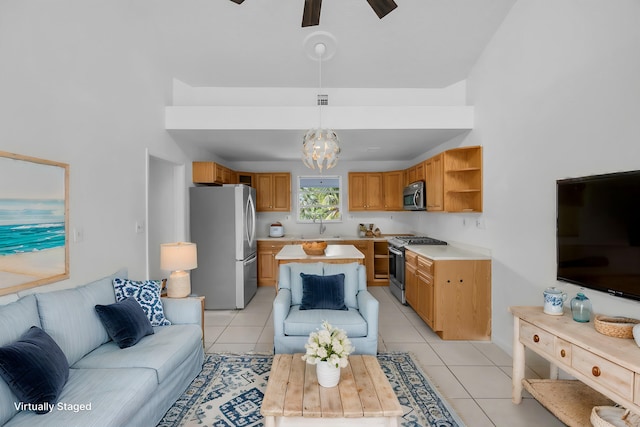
[314,215,326,235]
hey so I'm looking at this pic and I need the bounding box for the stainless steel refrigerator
[190,184,257,309]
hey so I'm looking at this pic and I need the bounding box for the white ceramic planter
[316,361,340,387]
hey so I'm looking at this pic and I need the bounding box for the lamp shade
[160,242,198,271]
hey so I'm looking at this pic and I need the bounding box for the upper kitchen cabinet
[382,171,404,211]
[348,172,385,211]
[425,154,444,211]
[405,162,426,186]
[443,146,482,212]
[255,173,291,212]
[236,172,255,187]
[192,161,233,185]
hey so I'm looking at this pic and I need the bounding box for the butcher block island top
[275,244,365,264]
[261,353,403,427]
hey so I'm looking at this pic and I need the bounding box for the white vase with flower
[302,320,354,387]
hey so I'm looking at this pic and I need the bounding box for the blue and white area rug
[157,352,466,427]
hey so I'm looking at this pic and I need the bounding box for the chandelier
[302,43,340,172]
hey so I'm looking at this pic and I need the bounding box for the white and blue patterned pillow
[112,278,171,326]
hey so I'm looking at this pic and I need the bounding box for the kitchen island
[275,244,365,265]
[257,237,391,287]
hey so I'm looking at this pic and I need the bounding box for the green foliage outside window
[298,176,342,222]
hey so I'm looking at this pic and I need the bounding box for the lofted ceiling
[154,0,517,162]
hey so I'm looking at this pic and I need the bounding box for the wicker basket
[302,241,327,256]
[594,315,640,339]
[591,406,640,427]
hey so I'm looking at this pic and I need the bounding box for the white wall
[0,1,191,300]
[413,0,640,352]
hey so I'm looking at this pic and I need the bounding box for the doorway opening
[146,151,186,279]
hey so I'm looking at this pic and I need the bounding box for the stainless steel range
[388,236,447,304]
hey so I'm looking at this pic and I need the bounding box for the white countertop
[258,235,390,242]
[275,244,365,260]
[405,244,491,261]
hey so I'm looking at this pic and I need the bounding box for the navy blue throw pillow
[300,273,348,310]
[0,326,69,414]
[95,297,154,349]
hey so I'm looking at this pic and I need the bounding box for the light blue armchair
[273,262,379,355]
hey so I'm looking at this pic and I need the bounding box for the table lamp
[160,242,198,298]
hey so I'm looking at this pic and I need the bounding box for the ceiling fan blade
[366,0,397,19]
[229,0,245,4]
[302,0,322,27]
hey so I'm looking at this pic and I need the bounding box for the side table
[161,280,205,346]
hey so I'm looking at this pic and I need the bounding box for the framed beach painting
[0,151,69,295]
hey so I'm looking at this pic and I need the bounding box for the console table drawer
[555,337,572,365]
[572,346,634,400]
[520,321,554,358]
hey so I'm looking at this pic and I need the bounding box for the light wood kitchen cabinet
[260,239,388,287]
[338,240,373,284]
[416,256,435,328]
[372,241,389,285]
[405,250,418,308]
[335,240,388,286]
[406,249,491,340]
[406,252,434,326]
[257,240,288,286]
[443,146,482,212]
[237,172,254,187]
[404,161,426,186]
[192,161,234,185]
[255,173,291,212]
[382,170,403,210]
[415,162,425,183]
[425,154,444,211]
[405,167,415,186]
[348,173,384,211]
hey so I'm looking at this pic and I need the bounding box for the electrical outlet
[135,221,145,234]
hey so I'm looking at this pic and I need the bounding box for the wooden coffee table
[261,353,403,426]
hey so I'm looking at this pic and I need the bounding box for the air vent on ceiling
[317,94,328,105]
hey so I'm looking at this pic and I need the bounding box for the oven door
[388,246,406,304]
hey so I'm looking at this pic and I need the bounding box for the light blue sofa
[273,262,379,355]
[0,269,204,427]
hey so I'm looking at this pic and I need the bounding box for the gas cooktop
[388,236,447,247]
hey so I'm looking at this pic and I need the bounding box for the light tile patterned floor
[203,286,564,427]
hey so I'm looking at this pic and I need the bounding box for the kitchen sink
[298,235,342,240]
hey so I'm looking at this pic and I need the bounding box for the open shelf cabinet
[372,241,389,283]
[443,146,483,212]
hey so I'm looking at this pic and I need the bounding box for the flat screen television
[557,170,640,301]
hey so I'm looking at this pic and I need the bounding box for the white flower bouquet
[302,320,354,368]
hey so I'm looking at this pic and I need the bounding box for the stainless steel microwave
[403,181,426,211]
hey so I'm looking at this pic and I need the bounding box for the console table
[510,306,640,424]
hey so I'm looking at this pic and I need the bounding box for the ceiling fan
[229,0,398,27]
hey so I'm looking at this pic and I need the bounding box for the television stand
[510,306,640,425]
